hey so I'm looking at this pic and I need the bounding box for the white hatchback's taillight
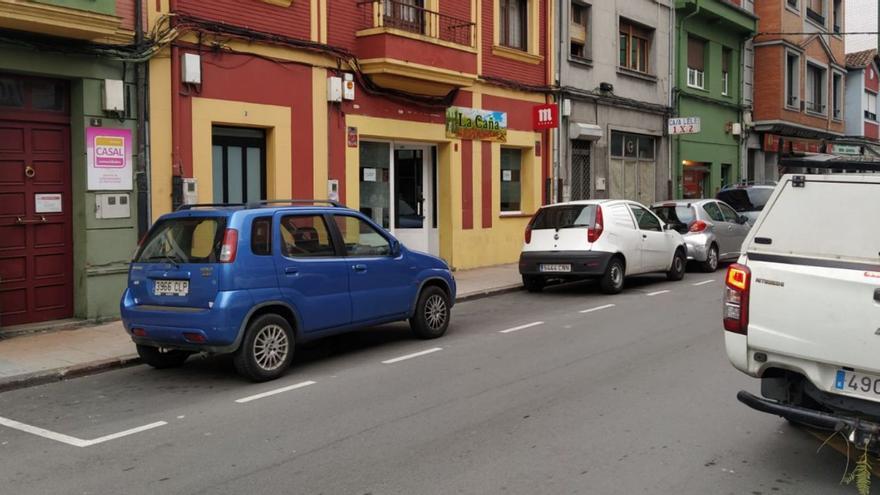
[219,229,239,263]
[587,205,604,243]
[723,263,750,334]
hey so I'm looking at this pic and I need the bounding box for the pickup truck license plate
[834,369,880,401]
[154,280,189,296]
[540,264,571,273]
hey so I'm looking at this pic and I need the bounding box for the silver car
[650,199,751,272]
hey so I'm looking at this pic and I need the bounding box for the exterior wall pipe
[135,0,149,236]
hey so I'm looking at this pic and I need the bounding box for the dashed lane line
[579,304,616,314]
[498,321,545,334]
[381,347,444,364]
[692,280,715,286]
[646,290,671,296]
[0,415,167,448]
[235,380,317,404]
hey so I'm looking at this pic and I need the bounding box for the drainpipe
[667,3,675,199]
[135,0,149,235]
[674,0,701,199]
[555,0,565,203]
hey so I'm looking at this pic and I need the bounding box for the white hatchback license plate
[834,369,880,401]
[540,264,571,273]
[154,280,189,297]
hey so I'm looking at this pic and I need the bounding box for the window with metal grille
[570,140,591,200]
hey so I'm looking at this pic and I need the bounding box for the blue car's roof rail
[177,203,246,211]
[246,199,345,208]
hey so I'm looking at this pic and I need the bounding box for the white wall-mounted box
[95,193,131,219]
[343,73,355,101]
[182,53,202,84]
[102,79,125,112]
[327,77,343,102]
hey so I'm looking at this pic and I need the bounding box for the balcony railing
[358,0,475,47]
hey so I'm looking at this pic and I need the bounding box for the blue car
[121,200,456,381]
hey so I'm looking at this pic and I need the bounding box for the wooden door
[0,121,73,326]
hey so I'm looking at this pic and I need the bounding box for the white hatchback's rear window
[751,178,880,263]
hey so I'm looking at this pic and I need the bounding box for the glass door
[393,145,436,255]
[211,126,266,204]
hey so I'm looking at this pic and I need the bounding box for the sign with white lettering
[832,144,862,156]
[86,127,132,190]
[668,117,701,135]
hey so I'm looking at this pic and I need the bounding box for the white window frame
[784,50,801,110]
[831,70,844,121]
[865,91,878,122]
[687,68,705,90]
[805,60,827,115]
[785,0,800,13]
[722,71,729,96]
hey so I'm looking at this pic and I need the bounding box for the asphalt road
[0,270,859,495]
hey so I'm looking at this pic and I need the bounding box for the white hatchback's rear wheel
[600,257,625,294]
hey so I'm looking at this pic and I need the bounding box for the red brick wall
[175,0,311,40]
[866,65,879,93]
[867,121,879,140]
[481,0,548,86]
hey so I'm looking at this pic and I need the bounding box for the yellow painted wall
[191,97,292,203]
[148,51,172,221]
[345,114,541,271]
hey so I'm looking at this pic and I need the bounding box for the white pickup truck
[725,174,880,451]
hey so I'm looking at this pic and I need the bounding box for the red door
[0,121,73,326]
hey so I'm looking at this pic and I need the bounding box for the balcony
[0,0,130,44]
[356,0,478,95]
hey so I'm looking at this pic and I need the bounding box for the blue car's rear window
[135,217,228,264]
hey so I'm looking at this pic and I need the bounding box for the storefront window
[500,147,522,212]
[359,141,391,228]
[0,77,24,108]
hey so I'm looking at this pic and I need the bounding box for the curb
[0,355,140,393]
[0,284,523,393]
[456,284,523,303]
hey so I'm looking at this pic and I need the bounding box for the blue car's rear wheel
[234,314,295,382]
[410,286,450,339]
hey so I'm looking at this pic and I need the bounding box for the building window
[805,63,826,114]
[787,0,799,9]
[832,72,843,120]
[500,148,522,212]
[806,0,826,25]
[382,0,426,35]
[865,92,877,121]
[686,37,705,89]
[785,52,800,108]
[832,0,841,33]
[570,2,589,60]
[619,19,651,74]
[722,48,732,96]
[500,0,527,51]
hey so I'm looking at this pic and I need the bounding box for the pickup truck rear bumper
[738,390,880,453]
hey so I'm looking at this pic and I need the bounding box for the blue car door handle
[284,266,299,275]
[352,264,367,273]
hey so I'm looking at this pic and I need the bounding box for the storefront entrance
[682,162,710,199]
[0,76,73,326]
[359,141,438,255]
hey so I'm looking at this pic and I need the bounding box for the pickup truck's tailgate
[747,259,880,374]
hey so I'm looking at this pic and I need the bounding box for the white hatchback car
[519,200,687,294]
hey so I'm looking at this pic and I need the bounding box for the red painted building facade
[148,0,553,269]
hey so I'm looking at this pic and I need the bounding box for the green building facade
[0,0,142,329]
[673,0,757,199]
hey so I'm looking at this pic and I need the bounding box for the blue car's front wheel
[410,286,450,339]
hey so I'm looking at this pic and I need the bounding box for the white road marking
[692,280,714,286]
[579,304,615,314]
[235,380,316,404]
[646,290,671,296]
[0,415,167,448]
[499,321,544,334]
[381,347,443,364]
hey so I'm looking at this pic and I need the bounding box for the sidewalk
[0,263,521,391]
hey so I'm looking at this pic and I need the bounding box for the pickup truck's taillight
[724,263,750,334]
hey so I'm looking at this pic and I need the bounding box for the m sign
[532,104,559,130]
